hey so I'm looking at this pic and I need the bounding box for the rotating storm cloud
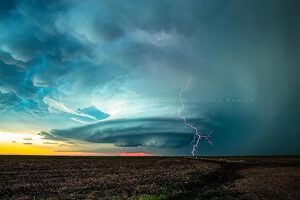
[0,0,299,156]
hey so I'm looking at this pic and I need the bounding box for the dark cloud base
[39,117,204,148]
[0,0,299,155]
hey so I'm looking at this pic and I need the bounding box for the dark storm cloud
[0,0,101,118]
[38,131,68,142]
[39,118,210,148]
[0,0,64,114]
[0,0,220,114]
[0,60,37,97]
[0,0,17,18]
[0,0,299,155]
[0,49,25,67]
[0,92,20,111]
[93,18,124,41]
[77,106,110,120]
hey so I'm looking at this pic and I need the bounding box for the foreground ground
[0,156,299,199]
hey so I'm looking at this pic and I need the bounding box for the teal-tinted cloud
[78,106,110,120]
[0,0,299,155]
[39,118,204,148]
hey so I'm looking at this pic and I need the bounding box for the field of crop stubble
[0,156,299,199]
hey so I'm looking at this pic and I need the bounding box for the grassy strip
[139,194,169,200]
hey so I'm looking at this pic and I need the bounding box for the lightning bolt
[177,76,213,156]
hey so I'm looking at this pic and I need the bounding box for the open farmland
[0,156,299,199]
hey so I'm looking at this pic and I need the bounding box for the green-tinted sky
[0,0,299,156]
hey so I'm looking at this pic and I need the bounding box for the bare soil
[0,156,299,199]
